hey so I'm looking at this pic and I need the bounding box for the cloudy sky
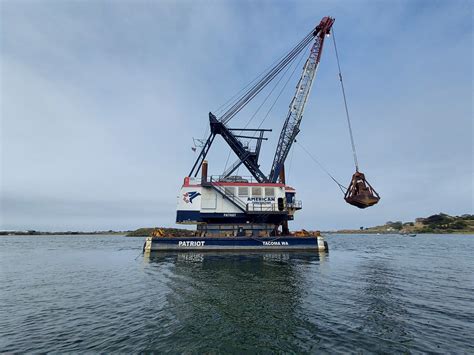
[1,0,472,231]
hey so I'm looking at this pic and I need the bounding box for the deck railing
[189,175,290,185]
[246,203,278,212]
[287,200,303,209]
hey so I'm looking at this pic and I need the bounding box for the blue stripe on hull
[176,211,292,224]
[147,236,324,251]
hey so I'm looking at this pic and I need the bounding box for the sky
[1,0,472,231]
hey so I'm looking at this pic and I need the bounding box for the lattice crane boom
[269,17,334,182]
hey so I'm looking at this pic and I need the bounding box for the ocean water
[0,234,473,353]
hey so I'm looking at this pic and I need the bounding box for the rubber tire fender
[324,241,329,252]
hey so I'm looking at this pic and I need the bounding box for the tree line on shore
[2,213,472,236]
[339,213,474,234]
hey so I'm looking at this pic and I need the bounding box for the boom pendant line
[189,30,316,179]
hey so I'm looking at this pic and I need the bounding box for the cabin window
[264,187,275,197]
[238,187,249,197]
[286,192,295,203]
[252,187,262,196]
[224,186,235,196]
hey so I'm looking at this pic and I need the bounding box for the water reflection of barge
[144,250,326,263]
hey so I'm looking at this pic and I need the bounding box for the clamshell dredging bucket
[344,171,380,209]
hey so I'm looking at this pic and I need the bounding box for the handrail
[195,175,288,185]
[209,175,268,184]
[287,200,303,209]
[209,177,248,211]
[246,203,277,212]
[205,177,301,213]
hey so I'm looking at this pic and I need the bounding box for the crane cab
[176,175,302,237]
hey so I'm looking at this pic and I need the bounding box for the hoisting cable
[332,29,359,172]
[296,141,347,194]
[331,29,381,209]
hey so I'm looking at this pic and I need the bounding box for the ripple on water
[0,234,473,353]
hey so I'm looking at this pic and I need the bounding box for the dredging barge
[145,16,379,252]
[145,165,328,251]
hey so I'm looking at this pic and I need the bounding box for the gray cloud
[1,0,472,231]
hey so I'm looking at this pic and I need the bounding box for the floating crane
[177,16,379,240]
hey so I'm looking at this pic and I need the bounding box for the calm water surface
[1,234,473,353]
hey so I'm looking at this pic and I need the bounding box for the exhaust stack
[201,160,208,183]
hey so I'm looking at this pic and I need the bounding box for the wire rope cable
[213,46,296,116]
[240,47,302,131]
[223,148,232,172]
[286,144,295,183]
[296,141,347,193]
[220,31,315,125]
[332,29,359,172]
[200,31,310,146]
[256,43,309,132]
[220,36,312,175]
[222,49,300,174]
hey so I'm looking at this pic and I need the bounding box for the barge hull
[144,236,327,252]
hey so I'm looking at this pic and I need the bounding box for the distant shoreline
[330,213,474,235]
[3,213,472,237]
[324,231,474,235]
[2,231,473,237]
[4,231,472,237]
[0,231,128,236]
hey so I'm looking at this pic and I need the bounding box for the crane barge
[144,16,379,252]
